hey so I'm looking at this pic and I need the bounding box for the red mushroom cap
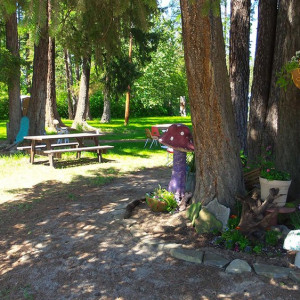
[159,124,194,152]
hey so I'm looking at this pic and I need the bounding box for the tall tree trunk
[72,56,94,131]
[274,0,300,201]
[247,0,277,162]
[101,74,111,123]
[45,35,61,130]
[64,48,75,119]
[124,32,133,126]
[27,1,49,136]
[5,10,21,144]
[229,0,251,152]
[180,0,244,208]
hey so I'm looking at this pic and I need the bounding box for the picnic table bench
[21,132,114,167]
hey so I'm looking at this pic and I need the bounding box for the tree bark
[72,55,94,131]
[45,5,62,132]
[64,48,76,119]
[124,32,133,126]
[27,1,49,136]
[229,0,251,152]
[101,74,111,123]
[5,10,21,144]
[46,35,62,130]
[180,0,244,208]
[247,0,277,162]
[275,0,300,201]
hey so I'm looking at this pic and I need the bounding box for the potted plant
[145,186,178,212]
[259,161,291,208]
[277,50,300,90]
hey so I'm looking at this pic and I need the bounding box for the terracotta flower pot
[291,68,300,89]
[146,196,168,212]
[259,177,292,207]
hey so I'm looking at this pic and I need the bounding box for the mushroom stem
[168,150,187,202]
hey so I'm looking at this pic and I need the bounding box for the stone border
[115,203,300,283]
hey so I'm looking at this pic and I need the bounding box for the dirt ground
[0,166,300,300]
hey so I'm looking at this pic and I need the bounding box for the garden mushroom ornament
[283,229,300,268]
[159,124,194,203]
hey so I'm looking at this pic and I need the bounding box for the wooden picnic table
[23,132,113,167]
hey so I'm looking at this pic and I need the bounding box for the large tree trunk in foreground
[247,0,277,162]
[27,1,49,136]
[180,0,244,208]
[72,56,95,131]
[5,11,21,143]
[275,0,300,201]
[229,0,250,153]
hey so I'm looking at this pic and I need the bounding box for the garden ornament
[159,124,194,203]
[283,229,300,268]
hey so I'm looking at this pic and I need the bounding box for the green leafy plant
[220,228,251,251]
[227,214,240,230]
[240,150,247,167]
[290,211,300,229]
[146,185,178,212]
[253,244,263,254]
[276,50,300,90]
[265,230,281,246]
[260,146,291,181]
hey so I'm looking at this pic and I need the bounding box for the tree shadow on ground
[0,167,299,299]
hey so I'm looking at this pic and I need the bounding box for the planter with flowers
[277,50,300,90]
[145,186,178,212]
[259,164,291,207]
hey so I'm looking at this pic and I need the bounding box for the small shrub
[265,230,281,246]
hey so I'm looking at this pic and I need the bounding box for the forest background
[0,0,299,204]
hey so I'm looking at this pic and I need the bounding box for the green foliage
[290,211,300,229]
[221,228,251,251]
[242,146,291,181]
[265,230,281,247]
[260,161,291,181]
[253,244,263,254]
[0,48,21,84]
[227,214,240,230]
[214,212,281,253]
[259,146,290,181]
[0,85,9,119]
[276,50,300,90]
[240,150,247,167]
[146,185,178,212]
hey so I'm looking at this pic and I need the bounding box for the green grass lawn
[0,116,192,140]
[0,116,191,203]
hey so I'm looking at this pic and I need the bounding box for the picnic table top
[24,132,105,141]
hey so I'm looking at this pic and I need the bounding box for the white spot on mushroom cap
[170,136,174,141]
[180,131,184,135]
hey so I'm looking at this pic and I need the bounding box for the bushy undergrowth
[213,214,283,255]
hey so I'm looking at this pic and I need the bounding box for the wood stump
[236,188,280,240]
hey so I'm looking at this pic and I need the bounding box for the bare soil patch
[0,167,299,299]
